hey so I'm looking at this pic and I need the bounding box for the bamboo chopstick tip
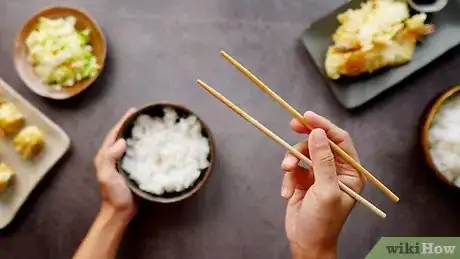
[387,192,400,203]
[197,80,215,94]
[197,79,206,86]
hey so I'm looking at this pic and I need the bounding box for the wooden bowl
[14,6,106,99]
[421,85,460,188]
[116,102,215,203]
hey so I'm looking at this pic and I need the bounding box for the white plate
[0,78,70,229]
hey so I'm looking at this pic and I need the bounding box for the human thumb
[308,129,337,188]
[107,139,127,161]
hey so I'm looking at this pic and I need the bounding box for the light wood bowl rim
[421,85,460,189]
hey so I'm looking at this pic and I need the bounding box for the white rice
[428,94,460,187]
[122,108,210,195]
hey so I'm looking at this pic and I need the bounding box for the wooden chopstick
[220,50,399,203]
[197,79,386,219]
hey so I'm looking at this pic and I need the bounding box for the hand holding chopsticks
[196,79,386,219]
[220,50,399,203]
[196,50,399,218]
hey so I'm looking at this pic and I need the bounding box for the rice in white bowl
[122,108,210,195]
[428,93,460,187]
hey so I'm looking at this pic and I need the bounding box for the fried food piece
[332,0,409,52]
[0,163,15,193]
[14,126,45,160]
[325,0,434,79]
[0,102,25,135]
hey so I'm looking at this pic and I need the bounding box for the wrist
[99,202,135,223]
[290,241,337,259]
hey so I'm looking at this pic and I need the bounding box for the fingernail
[312,129,328,146]
[304,110,316,117]
[281,186,288,198]
[282,156,297,171]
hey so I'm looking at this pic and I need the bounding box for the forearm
[73,204,133,259]
[290,242,337,259]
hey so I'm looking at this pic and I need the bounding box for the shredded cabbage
[25,16,100,90]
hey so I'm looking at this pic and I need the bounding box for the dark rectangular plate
[300,0,460,109]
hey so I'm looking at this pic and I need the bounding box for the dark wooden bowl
[421,85,460,188]
[14,6,106,99]
[116,102,215,203]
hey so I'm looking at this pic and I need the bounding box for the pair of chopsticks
[197,51,399,218]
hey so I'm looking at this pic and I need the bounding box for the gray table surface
[1,0,460,258]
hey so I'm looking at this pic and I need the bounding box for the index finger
[290,111,359,162]
[101,108,137,149]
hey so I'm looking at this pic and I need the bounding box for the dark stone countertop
[1,1,460,258]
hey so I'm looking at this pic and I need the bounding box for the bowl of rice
[116,103,215,203]
[422,86,460,189]
[14,6,106,99]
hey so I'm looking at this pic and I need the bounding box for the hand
[280,111,365,259]
[94,108,137,220]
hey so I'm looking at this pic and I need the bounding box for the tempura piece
[14,126,45,160]
[0,163,15,193]
[325,0,434,79]
[0,102,25,135]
